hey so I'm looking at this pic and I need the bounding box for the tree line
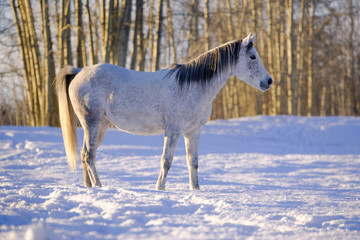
[0,0,359,126]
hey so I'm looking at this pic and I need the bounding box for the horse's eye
[250,55,256,60]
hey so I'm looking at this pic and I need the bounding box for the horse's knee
[188,156,199,170]
[191,163,198,170]
[161,157,172,171]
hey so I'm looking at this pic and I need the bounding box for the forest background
[0,0,359,126]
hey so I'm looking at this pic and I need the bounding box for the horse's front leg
[184,129,201,190]
[156,130,180,190]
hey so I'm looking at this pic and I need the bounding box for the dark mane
[167,39,242,86]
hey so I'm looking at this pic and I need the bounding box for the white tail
[54,66,81,170]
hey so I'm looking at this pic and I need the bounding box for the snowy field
[0,116,360,240]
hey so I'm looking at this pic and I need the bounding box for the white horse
[54,33,272,190]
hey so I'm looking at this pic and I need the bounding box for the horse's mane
[167,39,242,86]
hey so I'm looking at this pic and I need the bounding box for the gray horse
[54,33,272,190]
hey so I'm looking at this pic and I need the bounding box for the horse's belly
[115,125,164,136]
[114,125,164,136]
[108,112,165,136]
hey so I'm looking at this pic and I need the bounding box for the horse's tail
[54,66,81,170]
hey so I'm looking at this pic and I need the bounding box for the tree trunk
[285,0,294,115]
[186,0,200,58]
[204,0,210,51]
[280,4,286,114]
[347,0,359,115]
[307,1,315,116]
[86,0,96,65]
[165,0,177,63]
[22,0,44,125]
[130,0,143,69]
[58,0,72,67]
[102,0,114,63]
[296,0,305,115]
[10,0,35,126]
[110,0,122,64]
[142,0,155,71]
[75,0,87,67]
[266,0,276,115]
[136,0,145,70]
[153,0,163,71]
[118,0,132,67]
[273,1,282,114]
[225,0,235,39]
[100,0,106,50]
[12,0,45,126]
[94,0,101,64]
[41,0,58,126]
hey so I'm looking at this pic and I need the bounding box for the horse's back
[70,63,173,135]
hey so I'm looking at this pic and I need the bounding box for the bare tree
[131,0,143,70]
[11,0,43,126]
[40,0,57,126]
[104,0,114,63]
[347,0,359,115]
[306,1,315,116]
[75,0,87,67]
[153,0,164,71]
[204,0,210,51]
[295,0,305,115]
[117,0,132,67]
[165,0,176,63]
[85,0,96,65]
[58,0,72,67]
[285,0,294,115]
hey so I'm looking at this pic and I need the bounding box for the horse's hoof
[190,185,200,190]
[84,181,92,188]
[156,183,165,190]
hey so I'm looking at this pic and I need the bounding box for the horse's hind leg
[82,152,92,187]
[81,117,109,187]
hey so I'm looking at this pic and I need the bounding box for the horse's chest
[167,102,211,133]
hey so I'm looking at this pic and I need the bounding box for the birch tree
[85,0,96,65]
[40,0,57,126]
[285,0,294,115]
[58,0,72,67]
[204,0,210,51]
[153,0,163,71]
[118,0,132,67]
[306,1,315,116]
[75,0,87,67]
[165,0,177,63]
[296,0,305,115]
[131,0,143,70]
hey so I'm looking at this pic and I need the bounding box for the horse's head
[234,33,273,91]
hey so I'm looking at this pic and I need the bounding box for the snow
[0,116,360,240]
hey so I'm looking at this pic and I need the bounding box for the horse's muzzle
[260,78,273,91]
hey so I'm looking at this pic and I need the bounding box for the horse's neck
[203,70,233,103]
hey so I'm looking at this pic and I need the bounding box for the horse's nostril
[268,78,273,85]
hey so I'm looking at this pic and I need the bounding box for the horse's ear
[243,33,252,46]
[250,33,256,43]
[243,32,255,48]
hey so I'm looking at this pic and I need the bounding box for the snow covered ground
[0,116,360,240]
